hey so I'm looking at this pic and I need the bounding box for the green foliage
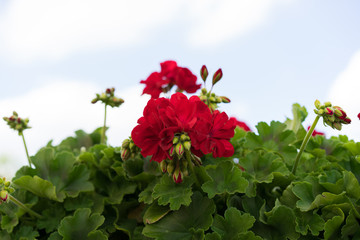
[2,103,360,239]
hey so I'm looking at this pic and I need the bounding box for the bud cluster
[0,177,14,204]
[199,88,230,111]
[314,100,351,130]
[3,111,30,134]
[159,133,203,183]
[120,137,140,160]
[91,88,124,108]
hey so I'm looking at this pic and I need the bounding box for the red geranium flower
[358,113,360,120]
[140,72,169,99]
[141,61,201,99]
[307,126,325,136]
[230,117,251,132]
[132,92,235,162]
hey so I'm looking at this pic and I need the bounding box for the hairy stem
[20,132,32,167]
[101,104,108,145]
[9,195,43,219]
[185,150,200,188]
[291,115,320,174]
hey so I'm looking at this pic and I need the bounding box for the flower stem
[291,115,320,175]
[9,195,43,219]
[185,151,200,188]
[101,104,107,145]
[20,132,32,167]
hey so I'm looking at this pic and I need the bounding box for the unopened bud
[212,68,223,86]
[160,161,167,173]
[314,100,321,109]
[220,96,231,103]
[167,161,175,174]
[17,118,21,124]
[183,141,191,151]
[200,95,207,102]
[201,88,207,94]
[333,122,342,130]
[343,117,351,124]
[180,134,187,142]
[328,114,335,122]
[4,181,10,187]
[200,65,208,82]
[325,108,333,115]
[91,98,98,104]
[106,88,111,94]
[209,96,216,102]
[173,167,183,183]
[334,109,342,117]
[121,148,130,160]
[318,109,324,115]
[0,190,8,202]
[172,137,179,145]
[169,146,175,157]
[175,143,184,156]
[324,102,332,107]
[122,139,130,148]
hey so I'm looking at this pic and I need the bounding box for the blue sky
[0,0,359,177]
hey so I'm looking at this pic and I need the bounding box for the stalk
[185,150,200,188]
[101,104,108,145]
[20,132,32,167]
[291,115,320,174]
[9,195,43,219]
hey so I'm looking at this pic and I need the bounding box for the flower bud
[121,148,130,160]
[200,65,208,82]
[200,95,207,102]
[173,167,183,183]
[358,113,360,120]
[91,98,98,104]
[343,117,351,124]
[318,109,324,115]
[209,96,216,103]
[328,114,335,122]
[121,139,130,149]
[333,122,342,130]
[106,88,111,94]
[167,161,175,174]
[324,102,332,107]
[173,137,179,145]
[314,99,321,109]
[160,161,167,173]
[212,68,223,86]
[4,181,10,187]
[324,107,333,115]
[0,190,8,202]
[175,143,184,156]
[221,96,231,103]
[201,88,207,94]
[180,134,187,142]
[183,141,191,151]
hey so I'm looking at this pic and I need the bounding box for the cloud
[186,0,293,47]
[0,79,148,177]
[327,50,360,141]
[0,0,294,63]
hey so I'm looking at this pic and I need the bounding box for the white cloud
[186,0,293,47]
[0,79,148,178]
[0,0,294,63]
[327,50,360,141]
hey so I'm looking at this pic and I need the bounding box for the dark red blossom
[141,61,201,99]
[131,93,235,162]
[230,117,251,132]
[140,72,169,99]
[358,113,360,120]
[307,126,325,137]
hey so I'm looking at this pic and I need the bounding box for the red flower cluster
[131,93,236,162]
[140,61,201,99]
[230,117,251,132]
[307,126,325,137]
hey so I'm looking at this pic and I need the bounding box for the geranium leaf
[343,170,360,200]
[13,176,65,202]
[14,226,39,240]
[139,180,158,204]
[294,210,325,236]
[323,206,345,240]
[211,207,257,239]
[143,203,170,224]
[205,232,221,240]
[341,210,360,238]
[36,207,66,233]
[202,161,248,198]
[58,208,105,239]
[143,192,215,240]
[152,175,194,210]
[62,164,94,197]
[105,176,137,204]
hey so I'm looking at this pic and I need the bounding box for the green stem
[101,104,107,145]
[185,151,200,188]
[291,115,320,174]
[20,132,32,167]
[9,195,43,219]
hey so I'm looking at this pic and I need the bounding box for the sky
[0,0,359,178]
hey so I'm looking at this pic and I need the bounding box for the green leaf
[13,176,65,202]
[62,164,94,197]
[37,207,66,233]
[211,207,257,240]
[143,203,170,224]
[14,226,39,240]
[284,103,308,133]
[152,175,194,210]
[295,210,325,236]
[264,203,299,240]
[202,160,248,198]
[343,170,360,200]
[1,215,18,233]
[343,142,360,156]
[139,180,158,204]
[143,192,215,240]
[323,206,344,240]
[58,208,105,239]
[318,170,344,194]
[105,176,137,204]
[64,192,94,211]
[341,210,360,238]
[0,230,11,240]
